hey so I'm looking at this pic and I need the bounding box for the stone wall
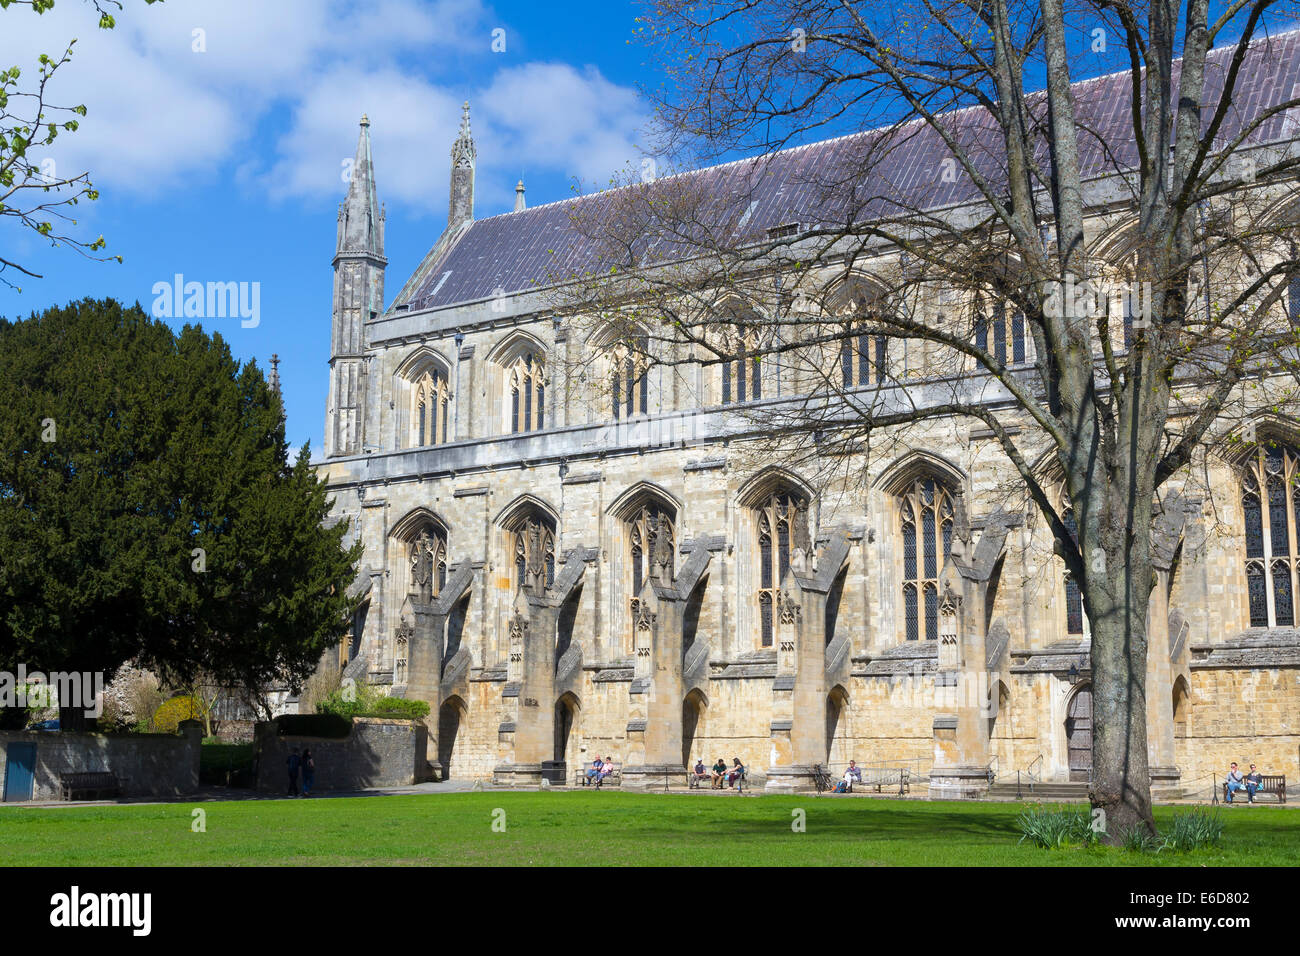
[315,165,1300,792]
[0,721,201,801]
[252,717,429,793]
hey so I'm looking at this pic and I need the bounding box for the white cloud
[0,0,650,217]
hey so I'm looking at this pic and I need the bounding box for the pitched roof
[402,29,1300,313]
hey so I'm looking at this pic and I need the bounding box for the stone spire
[514,178,526,212]
[448,101,476,227]
[269,353,281,395]
[338,114,385,257]
[326,114,386,459]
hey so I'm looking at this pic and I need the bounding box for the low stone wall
[0,721,202,801]
[252,717,429,793]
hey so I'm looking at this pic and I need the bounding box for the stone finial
[514,178,527,213]
[360,113,369,127]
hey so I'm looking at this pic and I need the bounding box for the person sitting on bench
[586,756,604,786]
[1244,764,1264,803]
[711,758,728,790]
[843,760,863,793]
[1225,762,1245,803]
[725,758,746,789]
[692,759,709,786]
[597,756,616,787]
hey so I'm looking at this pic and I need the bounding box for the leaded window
[840,330,887,388]
[511,514,556,591]
[1241,442,1300,627]
[974,301,1026,366]
[609,338,649,420]
[509,352,545,433]
[629,503,675,598]
[900,478,954,640]
[722,330,762,404]
[408,527,448,603]
[413,369,451,447]
[755,491,809,647]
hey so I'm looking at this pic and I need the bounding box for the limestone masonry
[317,42,1300,795]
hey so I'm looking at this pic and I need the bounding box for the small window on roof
[767,223,800,240]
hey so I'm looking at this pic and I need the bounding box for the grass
[1,792,1297,866]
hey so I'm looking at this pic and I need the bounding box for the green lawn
[0,792,1295,866]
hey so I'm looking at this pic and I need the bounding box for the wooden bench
[1223,774,1286,804]
[574,762,622,788]
[854,767,911,796]
[686,769,713,789]
[59,771,121,801]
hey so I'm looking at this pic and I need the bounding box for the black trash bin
[541,760,567,786]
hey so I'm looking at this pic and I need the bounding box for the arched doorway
[1065,685,1093,782]
[682,689,708,768]
[438,695,466,780]
[554,693,579,766]
[826,685,850,766]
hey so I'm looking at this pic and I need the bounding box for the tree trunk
[1087,551,1157,841]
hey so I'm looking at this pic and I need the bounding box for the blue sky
[0,1,1279,455]
[0,0,656,453]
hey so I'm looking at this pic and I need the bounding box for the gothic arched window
[1241,442,1300,627]
[974,301,1026,366]
[625,500,675,654]
[840,329,887,388]
[628,502,675,596]
[508,352,546,433]
[899,478,954,640]
[510,514,556,591]
[413,369,451,447]
[407,526,448,602]
[608,338,649,421]
[755,490,809,647]
[721,329,763,404]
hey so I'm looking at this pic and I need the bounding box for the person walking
[287,748,301,797]
[301,747,315,797]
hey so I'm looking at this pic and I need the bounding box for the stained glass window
[1240,443,1300,627]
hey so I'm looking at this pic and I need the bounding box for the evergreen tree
[0,298,361,726]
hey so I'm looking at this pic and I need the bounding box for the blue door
[2,742,36,802]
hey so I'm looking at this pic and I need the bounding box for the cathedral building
[318,38,1300,795]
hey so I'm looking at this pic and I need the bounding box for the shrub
[365,697,430,719]
[315,684,429,720]
[1016,806,1099,849]
[1159,808,1225,852]
[151,695,202,733]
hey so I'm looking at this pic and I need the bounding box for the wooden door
[3,742,36,802]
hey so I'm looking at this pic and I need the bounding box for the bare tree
[555,2,1300,838]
